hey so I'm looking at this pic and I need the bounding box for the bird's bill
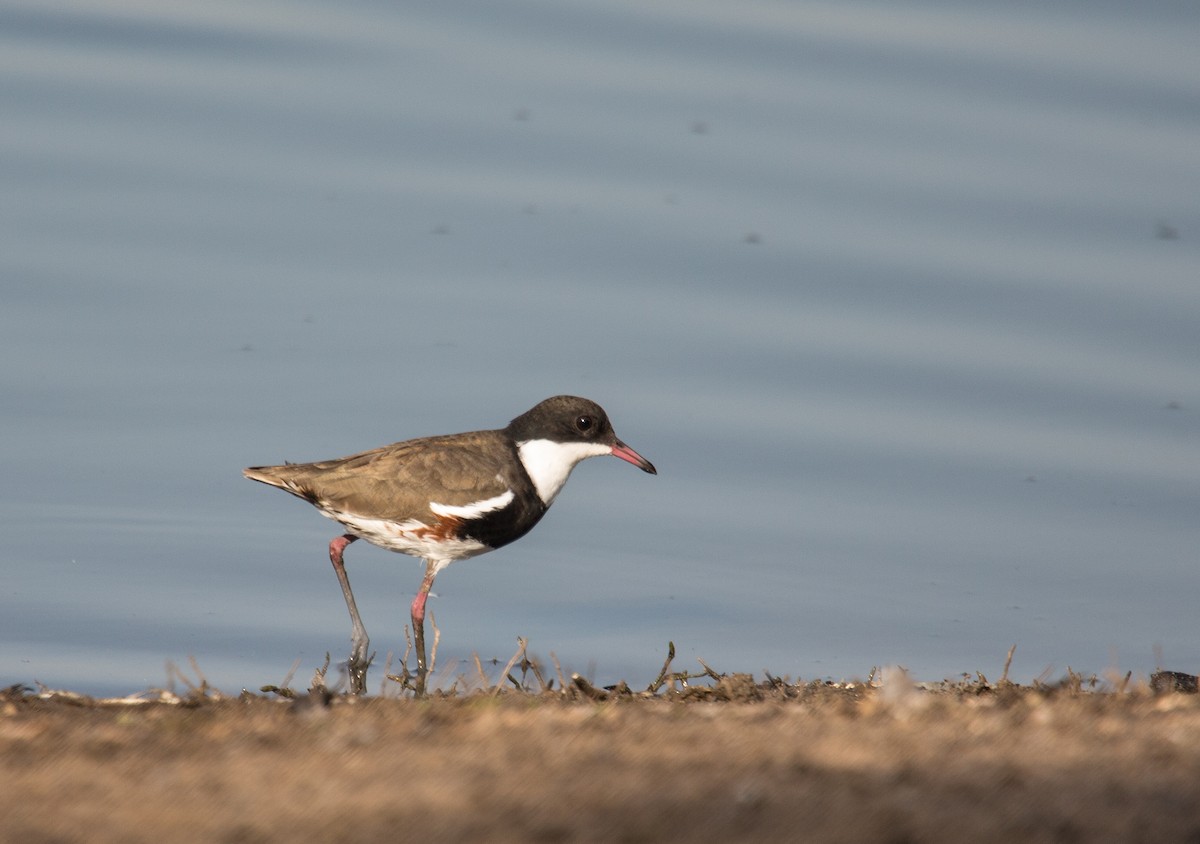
[611,439,657,474]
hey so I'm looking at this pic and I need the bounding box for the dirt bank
[4,671,1200,844]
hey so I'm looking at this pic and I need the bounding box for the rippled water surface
[3,0,1198,694]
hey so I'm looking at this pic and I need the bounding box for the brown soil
[4,667,1200,844]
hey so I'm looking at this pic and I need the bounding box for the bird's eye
[576,415,594,432]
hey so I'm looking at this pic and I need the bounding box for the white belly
[323,509,491,568]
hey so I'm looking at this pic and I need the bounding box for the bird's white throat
[517,439,612,506]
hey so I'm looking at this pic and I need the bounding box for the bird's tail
[243,465,315,502]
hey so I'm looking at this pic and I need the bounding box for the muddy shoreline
[5,672,1200,844]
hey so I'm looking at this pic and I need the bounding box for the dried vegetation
[4,644,1200,843]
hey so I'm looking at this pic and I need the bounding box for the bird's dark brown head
[506,395,657,474]
[507,395,611,442]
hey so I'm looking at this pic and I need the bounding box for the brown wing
[244,430,518,523]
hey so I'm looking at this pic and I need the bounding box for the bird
[244,395,656,694]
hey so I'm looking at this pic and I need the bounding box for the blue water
[3,0,1198,695]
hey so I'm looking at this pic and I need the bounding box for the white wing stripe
[430,489,515,520]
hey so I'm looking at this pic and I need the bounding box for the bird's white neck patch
[518,439,612,506]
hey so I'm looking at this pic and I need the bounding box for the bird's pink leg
[329,534,371,694]
[410,567,437,623]
[410,561,439,696]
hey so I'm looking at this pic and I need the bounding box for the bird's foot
[412,619,428,697]
[345,639,374,696]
